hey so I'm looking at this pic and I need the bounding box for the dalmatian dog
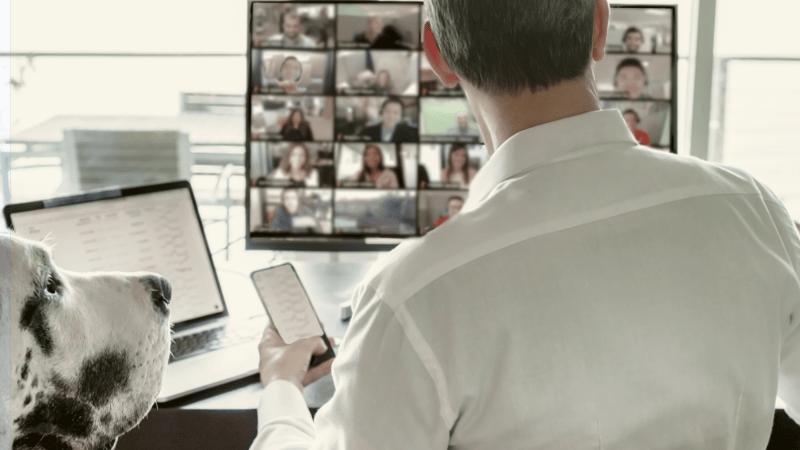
[2,233,172,450]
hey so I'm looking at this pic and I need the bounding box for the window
[710,0,800,220]
[3,0,250,258]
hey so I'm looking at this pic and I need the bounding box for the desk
[160,258,374,410]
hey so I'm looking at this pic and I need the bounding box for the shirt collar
[464,109,637,209]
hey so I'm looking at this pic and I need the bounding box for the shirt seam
[382,298,458,428]
[373,190,779,310]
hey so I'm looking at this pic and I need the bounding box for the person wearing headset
[614,57,650,100]
[273,56,303,94]
[622,26,644,53]
[360,96,419,143]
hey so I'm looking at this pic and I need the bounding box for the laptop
[3,180,266,403]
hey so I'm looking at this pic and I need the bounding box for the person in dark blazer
[360,96,418,143]
[280,108,314,141]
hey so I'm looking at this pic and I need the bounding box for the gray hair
[425,0,596,96]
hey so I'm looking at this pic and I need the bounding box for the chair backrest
[63,129,191,193]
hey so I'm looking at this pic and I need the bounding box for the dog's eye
[45,274,60,295]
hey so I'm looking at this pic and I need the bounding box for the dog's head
[2,233,172,450]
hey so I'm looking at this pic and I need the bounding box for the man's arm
[250,282,452,449]
[772,209,800,422]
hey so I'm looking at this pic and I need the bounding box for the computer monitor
[600,6,676,151]
[245,2,678,251]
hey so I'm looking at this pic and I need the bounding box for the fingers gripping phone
[251,263,336,368]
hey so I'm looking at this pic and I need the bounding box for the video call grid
[246,2,675,238]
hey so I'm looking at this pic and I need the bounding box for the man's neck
[462,74,601,155]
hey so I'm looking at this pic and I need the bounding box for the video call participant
[254,0,800,448]
[446,111,481,139]
[360,96,418,143]
[269,188,318,232]
[371,69,394,95]
[622,108,651,145]
[348,144,399,189]
[267,143,320,187]
[614,57,649,99]
[434,195,464,228]
[273,56,303,94]
[280,108,314,141]
[268,12,317,48]
[441,143,477,189]
[622,26,644,53]
[353,14,407,50]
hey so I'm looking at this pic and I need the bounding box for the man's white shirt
[251,109,800,449]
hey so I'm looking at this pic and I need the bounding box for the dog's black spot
[50,373,71,393]
[12,433,73,450]
[21,351,32,381]
[77,350,130,407]
[32,376,38,388]
[19,297,54,357]
[23,395,31,407]
[99,412,112,426]
[14,394,93,438]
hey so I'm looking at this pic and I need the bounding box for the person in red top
[622,108,651,145]
[434,195,465,228]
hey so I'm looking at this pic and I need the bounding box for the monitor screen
[600,6,676,150]
[245,2,677,251]
[7,187,226,325]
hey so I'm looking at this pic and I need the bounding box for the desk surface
[163,258,374,410]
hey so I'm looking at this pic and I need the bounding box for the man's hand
[258,324,335,391]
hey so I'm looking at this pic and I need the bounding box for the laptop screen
[7,186,225,325]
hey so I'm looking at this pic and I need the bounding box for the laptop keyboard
[170,319,265,362]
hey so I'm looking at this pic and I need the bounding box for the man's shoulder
[360,214,486,310]
[659,151,768,197]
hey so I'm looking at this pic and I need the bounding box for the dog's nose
[144,275,171,315]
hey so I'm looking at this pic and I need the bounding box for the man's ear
[592,0,610,62]
[422,21,460,88]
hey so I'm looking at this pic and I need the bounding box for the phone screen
[252,264,324,344]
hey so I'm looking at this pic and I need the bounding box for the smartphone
[251,263,336,368]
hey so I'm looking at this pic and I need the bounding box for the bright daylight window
[2,0,249,258]
[710,0,800,220]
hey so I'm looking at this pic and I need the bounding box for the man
[360,96,419,143]
[268,12,317,48]
[622,108,651,145]
[446,110,481,139]
[253,0,800,449]
[622,26,644,53]
[433,195,465,228]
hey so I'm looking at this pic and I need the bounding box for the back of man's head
[426,0,596,96]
